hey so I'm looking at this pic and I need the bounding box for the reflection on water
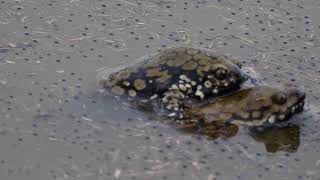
[177,122,300,153]
[92,90,302,154]
[249,124,300,153]
[87,91,302,154]
[176,121,239,140]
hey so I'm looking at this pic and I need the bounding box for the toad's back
[99,47,246,120]
[101,47,244,98]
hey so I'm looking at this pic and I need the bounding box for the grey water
[0,0,320,179]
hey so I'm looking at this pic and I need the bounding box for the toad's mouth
[265,100,305,125]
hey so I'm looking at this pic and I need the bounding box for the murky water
[0,0,320,179]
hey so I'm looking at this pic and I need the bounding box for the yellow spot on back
[156,71,172,83]
[211,64,228,71]
[128,89,137,97]
[117,70,130,80]
[198,58,211,65]
[175,47,187,53]
[146,68,162,77]
[196,65,211,76]
[166,57,186,67]
[182,60,198,70]
[144,57,161,68]
[134,79,146,90]
[160,53,174,61]
[193,54,210,61]
[166,60,175,66]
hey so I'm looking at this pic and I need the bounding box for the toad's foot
[159,90,189,121]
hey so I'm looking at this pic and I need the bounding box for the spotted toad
[186,86,305,127]
[98,47,247,120]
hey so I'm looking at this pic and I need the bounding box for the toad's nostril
[294,89,306,100]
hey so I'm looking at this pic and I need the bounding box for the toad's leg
[159,90,188,120]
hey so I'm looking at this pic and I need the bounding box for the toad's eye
[271,93,287,105]
[215,68,228,80]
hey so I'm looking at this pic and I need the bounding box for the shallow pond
[0,0,320,179]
